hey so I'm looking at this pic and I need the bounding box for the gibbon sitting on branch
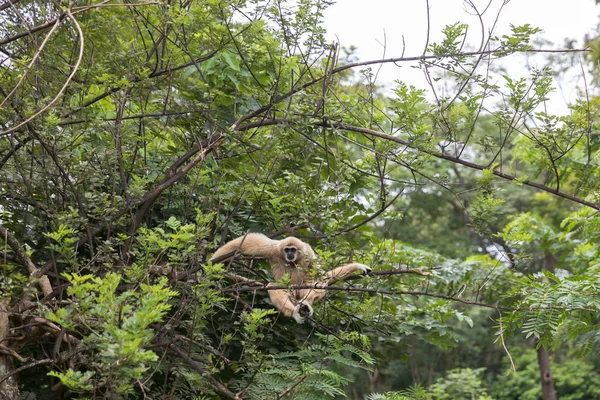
[210,233,372,323]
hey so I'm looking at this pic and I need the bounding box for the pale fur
[210,233,371,323]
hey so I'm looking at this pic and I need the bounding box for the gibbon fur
[210,233,371,323]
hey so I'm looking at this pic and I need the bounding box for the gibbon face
[277,237,314,267]
[283,245,298,262]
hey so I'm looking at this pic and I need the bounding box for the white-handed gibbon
[210,233,371,323]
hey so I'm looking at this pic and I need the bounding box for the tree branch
[274,375,307,399]
[1,6,84,136]
[60,49,219,120]
[235,119,600,210]
[0,0,19,12]
[0,226,52,297]
[168,345,241,400]
[128,134,224,234]
[221,281,595,313]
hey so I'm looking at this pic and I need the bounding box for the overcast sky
[323,0,600,113]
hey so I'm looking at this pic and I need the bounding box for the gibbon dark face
[283,246,298,262]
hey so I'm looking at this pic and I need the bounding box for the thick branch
[128,134,224,233]
[0,302,19,399]
[92,134,223,234]
[0,13,66,47]
[0,226,52,297]
[0,0,20,12]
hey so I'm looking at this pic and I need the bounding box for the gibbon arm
[297,263,372,307]
[324,263,372,284]
[210,233,275,262]
[268,283,314,324]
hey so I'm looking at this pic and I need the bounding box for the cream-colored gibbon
[210,233,372,323]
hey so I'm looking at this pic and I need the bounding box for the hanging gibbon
[210,233,372,323]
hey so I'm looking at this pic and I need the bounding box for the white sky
[324,0,600,114]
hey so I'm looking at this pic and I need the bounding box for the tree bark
[536,342,557,400]
[536,252,557,400]
[0,302,20,400]
[368,368,379,393]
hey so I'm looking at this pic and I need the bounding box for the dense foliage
[2,0,600,399]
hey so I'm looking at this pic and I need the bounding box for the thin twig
[0,15,62,110]
[274,375,307,399]
[498,311,516,373]
[222,283,596,313]
[0,6,84,136]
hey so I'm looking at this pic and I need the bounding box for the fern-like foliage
[367,385,431,400]
[238,332,374,399]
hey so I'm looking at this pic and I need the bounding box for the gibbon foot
[292,300,313,324]
[356,263,373,275]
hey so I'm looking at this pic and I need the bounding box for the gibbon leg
[267,283,313,324]
[296,285,327,305]
[325,263,372,284]
[297,263,372,306]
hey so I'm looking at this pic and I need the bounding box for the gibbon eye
[283,246,297,261]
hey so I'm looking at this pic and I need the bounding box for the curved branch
[235,119,600,210]
[0,7,84,136]
[0,15,62,110]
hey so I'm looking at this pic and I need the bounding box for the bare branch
[498,311,516,373]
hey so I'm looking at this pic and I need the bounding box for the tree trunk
[535,253,557,400]
[368,368,379,393]
[407,335,422,384]
[536,342,557,400]
[0,302,20,400]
